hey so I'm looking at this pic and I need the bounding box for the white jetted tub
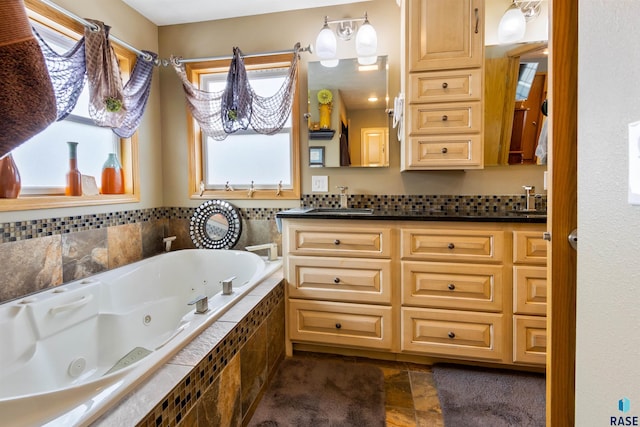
[0,249,282,427]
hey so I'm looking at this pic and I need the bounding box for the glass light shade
[358,55,377,66]
[315,25,337,59]
[355,21,377,57]
[321,59,340,67]
[498,5,526,44]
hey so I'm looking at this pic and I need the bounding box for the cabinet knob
[447,243,455,250]
[441,147,448,154]
[334,277,341,284]
[448,331,456,339]
[334,239,340,245]
[442,115,448,121]
[442,82,448,89]
[335,323,342,329]
[448,283,456,290]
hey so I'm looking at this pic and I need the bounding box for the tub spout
[163,236,176,252]
[245,243,278,261]
[222,276,236,295]
[188,295,209,314]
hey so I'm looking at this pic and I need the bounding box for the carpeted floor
[247,357,386,427]
[432,364,546,427]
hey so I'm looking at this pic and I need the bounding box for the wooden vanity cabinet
[400,226,509,362]
[283,220,394,355]
[512,230,548,366]
[282,218,547,368]
[402,0,485,170]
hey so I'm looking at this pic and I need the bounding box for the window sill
[191,189,300,201]
[0,193,140,212]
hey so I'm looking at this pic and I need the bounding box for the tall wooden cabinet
[402,0,485,170]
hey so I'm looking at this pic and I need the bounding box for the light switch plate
[311,175,328,192]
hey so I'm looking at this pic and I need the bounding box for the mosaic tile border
[136,282,284,427]
[0,194,546,243]
[300,194,548,213]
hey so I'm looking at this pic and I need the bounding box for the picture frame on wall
[309,146,325,167]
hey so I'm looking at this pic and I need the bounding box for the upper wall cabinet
[402,0,485,171]
[408,0,484,71]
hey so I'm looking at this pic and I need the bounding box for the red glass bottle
[101,152,124,194]
[65,141,82,196]
[0,153,21,198]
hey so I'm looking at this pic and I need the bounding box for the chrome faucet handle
[188,295,209,314]
[523,185,535,193]
[336,185,348,193]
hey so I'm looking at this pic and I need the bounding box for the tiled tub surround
[0,194,545,303]
[94,275,285,427]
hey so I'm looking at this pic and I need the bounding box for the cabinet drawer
[410,102,481,134]
[513,230,547,265]
[402,262,505,312]
[513,315,547,365]
[402,308,505,361]
[514,266,547,315]
[405,134,482,169]
[401,228,504,263]
[288,225,391,258]
[289,299,393,350]
[288,256,392,304]
[410,69,482,103]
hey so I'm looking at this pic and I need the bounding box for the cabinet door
[513,315,547,365]
[410,69,482,103]
[513,230,548,265]
[402,307,505,361]
[401,228,504,263]
[289,299,393,350]
[405,134,483,169]
[513,266,547,315]
[410,102,481,134]
[408,0,484,71]
[402,261,506,312]
[287,224,392,258]
[288,256,392,304]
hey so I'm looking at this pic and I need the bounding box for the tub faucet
[188,295,209,314]
[222,276,236,295]
[523,185,536,211]
[245,243,278,261]
[163,236,176,252]
[337,186,348,209]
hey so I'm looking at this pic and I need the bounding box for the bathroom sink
[510,209,547,216]
[304,208,374,215]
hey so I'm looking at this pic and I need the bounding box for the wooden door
[361,128,389,167]
[547,0,578,425]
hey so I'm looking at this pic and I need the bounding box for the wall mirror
[307,56,389,168]
[190,200,242,249]
[484,42,548,166]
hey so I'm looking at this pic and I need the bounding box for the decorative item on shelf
[0,153,21,199]
[65,141,82,196]
[317,89,333,130]
[101,152,124,194]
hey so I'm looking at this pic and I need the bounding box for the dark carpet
[247,357,386,427]
[432,364,545,427]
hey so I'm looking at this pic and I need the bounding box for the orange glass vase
[65,141,82,196]
[0,153,21,198]
[101,153,124,194]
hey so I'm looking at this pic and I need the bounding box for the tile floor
[273,351,444,427]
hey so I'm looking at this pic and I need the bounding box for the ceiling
[122,0,372,26]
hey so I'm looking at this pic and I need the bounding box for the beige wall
[0,0,163,223]
[158,0,546,210]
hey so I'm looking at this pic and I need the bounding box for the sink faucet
[337,186,348,209]
[523,185,536,211]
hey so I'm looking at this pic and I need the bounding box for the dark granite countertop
[276,207,547,223]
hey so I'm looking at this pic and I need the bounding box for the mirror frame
[189,200,242,249]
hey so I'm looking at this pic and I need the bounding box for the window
[185,55,300,200]
[0,1,140,212]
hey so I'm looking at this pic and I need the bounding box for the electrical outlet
[311,176,328,192]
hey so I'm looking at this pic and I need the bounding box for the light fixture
[498,0,543,44]
[314,13,378,67]
[315,16,337,59]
